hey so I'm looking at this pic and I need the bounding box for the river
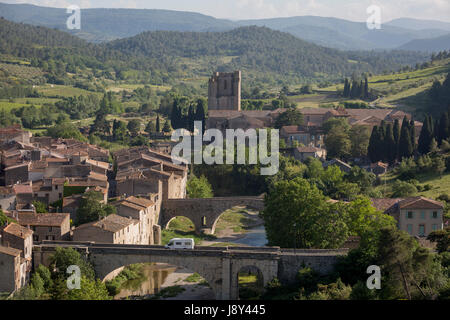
[114,224,268,299]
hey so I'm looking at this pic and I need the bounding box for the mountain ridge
[0,2,449,51]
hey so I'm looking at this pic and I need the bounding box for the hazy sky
[3,0,450,22]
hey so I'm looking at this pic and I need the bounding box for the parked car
[165,238,195,250]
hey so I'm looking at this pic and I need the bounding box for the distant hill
[0,2,449,51]
[0,3,236,42]
[0,17,430,85]
[237,16,450,50]
[398,34,450,52]
[386,18,450,32]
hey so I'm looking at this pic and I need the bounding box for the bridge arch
[103,262,215,299]
[161,197,264,235]
[237,265,265,300]
[89,249,224,299]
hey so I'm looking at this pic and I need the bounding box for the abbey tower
[208,71,241,111]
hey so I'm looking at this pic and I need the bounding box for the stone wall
[277,249,348,285]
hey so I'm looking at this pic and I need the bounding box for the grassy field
[35,84,103,98]
[214,207,255,234]
[374,171,450,199]
[281,58,450,112]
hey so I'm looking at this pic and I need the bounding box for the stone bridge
[33,241,347,300]
[161,196,265,234]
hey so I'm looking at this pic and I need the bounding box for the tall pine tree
[418,115,434,154]
[385,123,397,164]
[399,117,413,159]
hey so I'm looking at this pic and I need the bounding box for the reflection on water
[114,263,177,300]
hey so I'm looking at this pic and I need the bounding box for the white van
[165,238,195,250]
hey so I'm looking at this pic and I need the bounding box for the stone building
[208,71,241,111]
[280,125,324,148]
[0,222,33,294]
[371,197,444,237]
[72,214,140,244]
[0,246,24,293]
[115,196,162,245]
[0,125,32,144]
[14,212,70,241]
[293,146,327,162]
[0,186,16,211]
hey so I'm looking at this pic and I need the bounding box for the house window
[432,224,438,231]
[420,212,425,219]
[55,185,58,190]
[49,227,52,232]
[224,80,227,90]
[432,211,439,219]
[33,235,39,242]
[407,224,413,235]
[407,211,414,219]
[419,225,425,237]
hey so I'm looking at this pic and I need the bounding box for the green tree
[127,119,141,136]
[145,121,156,135]
[427,228,450,253]
[162,120,172,133]
[418,115,434,154]
[49,247,95,281]
[112,119,127,141]
[32,201,47,214]
[349,125,370,158]
[385,124,397,164]
[156,115,161,132]
[274,109,304,129]
[76,190,116,226]
[262,177,349,249]
[399,117,413,159]
[186,175,214,198]
[66,277,111,300]
[324,126,351,159]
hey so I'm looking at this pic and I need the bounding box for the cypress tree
[368,125,381,163]
[438,112,449,144]
[410,119,416,151]
[418,115,433,154]
[170,101,179,130]
[195,99,206,132]
[393,119,401,160]
[399,118,413,159]
[385,123,397,164]
[156,115,160,132]
[188,105,195,133]
[364,77,369,99]
[343,78,350,97]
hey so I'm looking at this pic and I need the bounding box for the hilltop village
[0,71,445,296]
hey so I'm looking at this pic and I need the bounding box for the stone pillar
[153,225,162,245]
[221,257,232,300]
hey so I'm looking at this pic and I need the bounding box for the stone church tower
[208,71,241,111]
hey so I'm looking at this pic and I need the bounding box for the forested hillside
[1,2,448,51]
[399,34,450,52]
[0,18,430,85]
